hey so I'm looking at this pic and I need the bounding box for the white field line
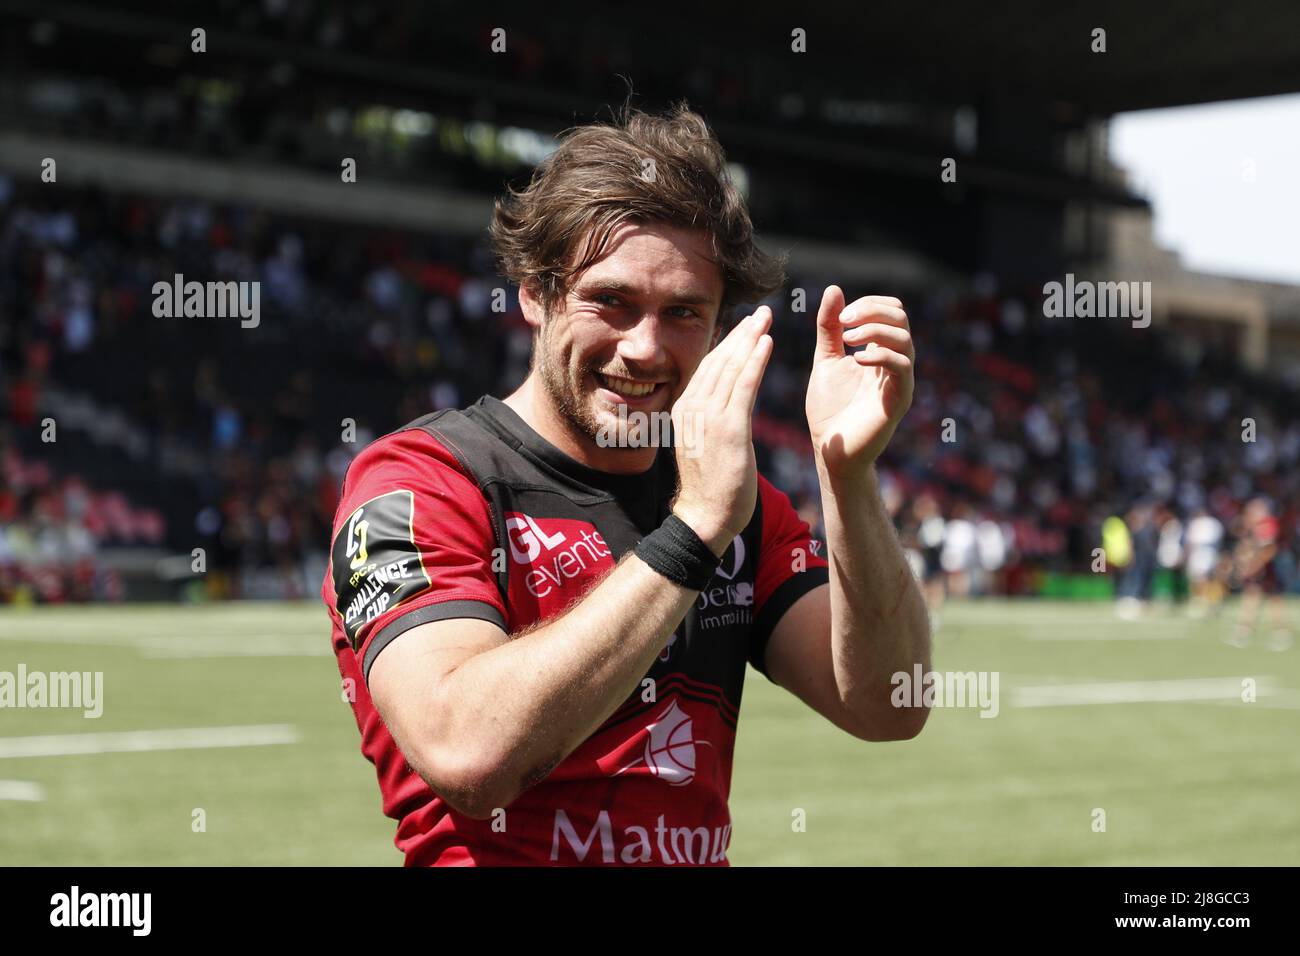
[1012,677,1274,708]
[0,780,45,801]
[0,724,300,759]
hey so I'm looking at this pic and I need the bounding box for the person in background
[1116,502,1158,620]
[1184,505,1225,618]
[1227,498,1293,650]
[1155,505,1187,609]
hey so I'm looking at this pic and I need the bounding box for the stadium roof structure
[7,0,1300,121]
[5,0,1298,281]
[717,1,1300,116]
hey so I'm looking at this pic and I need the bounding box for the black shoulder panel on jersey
[389,405,635,610]
[388,408,513,608]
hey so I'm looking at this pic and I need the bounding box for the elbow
[410,741,522,821]
[884,706,930,741]
[847,702,930,742]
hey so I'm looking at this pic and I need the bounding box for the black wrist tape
[634,514,722,591]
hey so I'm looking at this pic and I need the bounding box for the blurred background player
[1115,501,1159,620]
[1155,503,1187,609]
[1185,505,1226,618]
[1226,497,1294,650]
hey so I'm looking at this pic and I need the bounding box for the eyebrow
[575,278,718,307]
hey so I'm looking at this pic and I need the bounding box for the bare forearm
[817,459,931,731]
[434,552,695,795]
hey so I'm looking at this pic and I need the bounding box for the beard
[534,320,676,449]
[535,322,608,445]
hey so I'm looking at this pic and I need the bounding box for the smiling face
[518,220,725,467]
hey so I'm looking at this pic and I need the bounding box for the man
[321,104,931,866]
[1227,497,1293,650]
[1184,506,1225,617]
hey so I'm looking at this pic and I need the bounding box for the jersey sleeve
[749,474,830,679]
[324,427,505,683]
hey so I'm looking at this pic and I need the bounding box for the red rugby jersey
[321,396,829,865]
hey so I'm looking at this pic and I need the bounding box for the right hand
[670,307,774,557]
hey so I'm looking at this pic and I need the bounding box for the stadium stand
[2,177,1296,605]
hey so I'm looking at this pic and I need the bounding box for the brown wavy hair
[490,103,786,320]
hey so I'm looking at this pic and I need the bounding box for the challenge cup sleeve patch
[331,489,433,650]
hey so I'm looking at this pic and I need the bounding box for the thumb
[814,285,846,361]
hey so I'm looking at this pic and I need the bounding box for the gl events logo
[505,513,612,599]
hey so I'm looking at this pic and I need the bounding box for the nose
[616,313,666,369]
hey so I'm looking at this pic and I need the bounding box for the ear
[518,278,546,331]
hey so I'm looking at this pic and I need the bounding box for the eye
[666,306,700,319]
[594,293,623,308]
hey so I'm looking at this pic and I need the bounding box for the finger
[839,301,909,329]
[852,343,913,375]
[814,285,846,361]
[841,322,914,358]
[714,306,771,402]
[728,332,773,416]
[685,311,754,400]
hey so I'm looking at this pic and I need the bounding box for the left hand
[805,286,915,479]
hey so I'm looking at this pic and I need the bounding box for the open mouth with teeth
[594,372,665,400]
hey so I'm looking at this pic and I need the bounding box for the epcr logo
[345,507,370,570]
[506,513,566,564]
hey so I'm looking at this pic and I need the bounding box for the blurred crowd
[0,431,164,603]
[1,177,1297,635]
[759,281,1298,617]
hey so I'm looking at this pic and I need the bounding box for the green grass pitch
[1,600,1297,865]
